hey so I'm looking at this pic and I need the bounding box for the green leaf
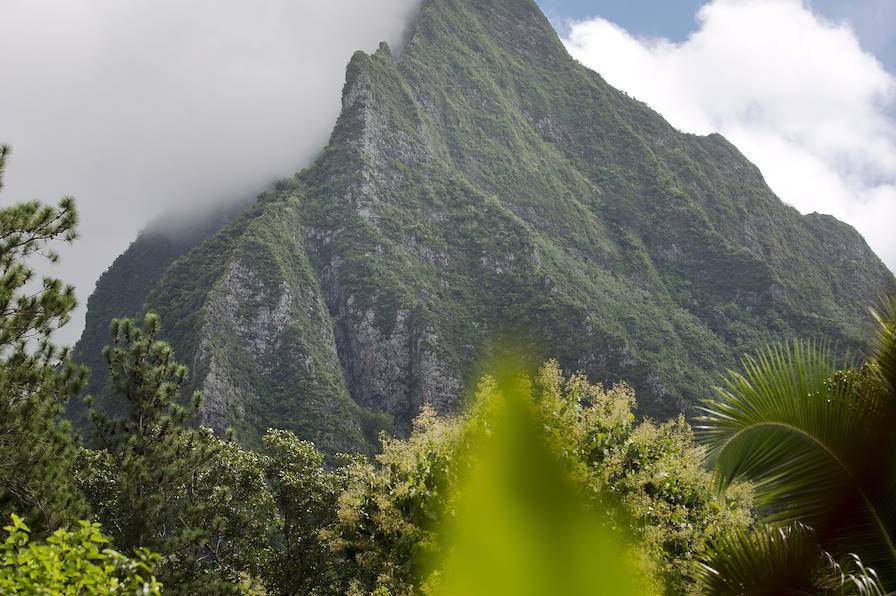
[10,514,29,533]
[698,333,896,586]
[696,523,887,596]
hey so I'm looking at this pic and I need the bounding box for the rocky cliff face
[74,0,896,451]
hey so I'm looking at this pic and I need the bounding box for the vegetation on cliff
[74,0,895,449]
[0,176,893,592]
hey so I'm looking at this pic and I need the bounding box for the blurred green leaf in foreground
[430,365,650,596]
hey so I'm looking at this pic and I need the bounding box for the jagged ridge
[74,0,896,450]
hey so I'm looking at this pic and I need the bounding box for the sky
[0,0,893,345]
[556,0,896,279]
[541,0,896,72]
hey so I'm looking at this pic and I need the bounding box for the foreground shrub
[329,361,751,594]
[0,513,161,594]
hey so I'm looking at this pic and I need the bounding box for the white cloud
[562,0,896,272]
[0,0,421,344]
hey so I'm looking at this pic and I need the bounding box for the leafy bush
[329,360,752,594]
[0,513,161,595]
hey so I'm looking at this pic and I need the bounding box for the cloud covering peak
[563,0,896,271]
[0,0,421,343]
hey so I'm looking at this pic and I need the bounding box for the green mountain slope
[74,0,896,451]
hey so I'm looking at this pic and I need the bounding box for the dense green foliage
[0,146,88,531]
[428,371,649,596]
[697,301,896,592]
[75,0,895,448]
[695,524,886,595]
[0,513,161,595]
[261,429,354,594]
[330,361,751,595]
[83,313,275,593]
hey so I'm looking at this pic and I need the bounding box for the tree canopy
[0,145,87,531]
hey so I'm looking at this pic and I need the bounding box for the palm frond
[696,523,887,596]
[871,299,896,399]
[825,552,889,596]
[697,339,896,582]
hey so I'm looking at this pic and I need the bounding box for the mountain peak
[402,0,569,67]
[75,0,896,449]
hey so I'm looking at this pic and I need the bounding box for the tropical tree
[86,312,272,593]
[698,301,896,592]
[262,429,352,595]
[88,313,209,550]
[0,144,88,531]
[695,523,887,595]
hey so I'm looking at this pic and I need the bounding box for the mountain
[73,0,896,452]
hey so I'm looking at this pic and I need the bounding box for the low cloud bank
[0,0,421,344]
[562,0,896,272]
